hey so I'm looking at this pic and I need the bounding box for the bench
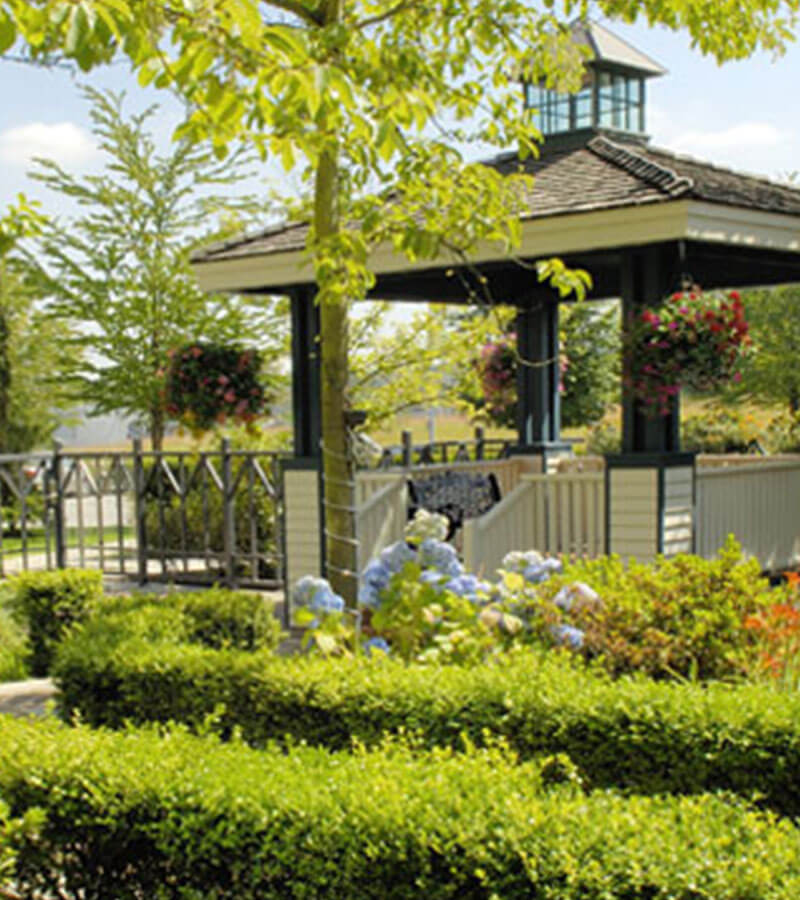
[407,470,501,539]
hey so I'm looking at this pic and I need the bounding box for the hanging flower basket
[625,288,750,416]
[165,342,268,431]
[476,336,517,428]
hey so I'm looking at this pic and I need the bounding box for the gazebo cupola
[525,20,666,138]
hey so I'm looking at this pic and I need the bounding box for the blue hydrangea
[522,563,548,584]
[379,540,416,573]
[358,559,394,609]
[541,557,563,575]
[309,585,345,615]
[552,586,573,612]
[418,538,464,577]
[419,569,448,591]
[292,575,329,608]
[363,636,391,656]
[292,575,345,616]
[444,573,491,603]
[551,624,585,651]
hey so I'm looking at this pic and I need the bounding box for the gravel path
[0,679,56,718]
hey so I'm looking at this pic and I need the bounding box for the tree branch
[352,0,421,30]
[262,0,324,26]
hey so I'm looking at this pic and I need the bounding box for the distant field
[60,399,785,455]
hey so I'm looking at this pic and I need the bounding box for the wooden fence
[462,472,605,575]
[695,458,800,571]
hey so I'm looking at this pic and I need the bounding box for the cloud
[668,121,787,156]
[0,122,98,167]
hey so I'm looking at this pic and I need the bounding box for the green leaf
[65,5,89,56]
[0,12,16,55]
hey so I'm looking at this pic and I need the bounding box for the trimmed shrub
[7,569,102,676]
[0,607,27,682]
[93,588,283,652]
[1,717,800,899]
[54,646,800,817]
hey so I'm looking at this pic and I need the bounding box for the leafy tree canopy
[0,197,77,452]
[31,87,287,450]
[736,285,800,413]
[4,0,797,595]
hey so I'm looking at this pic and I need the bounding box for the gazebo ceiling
[191,130,800,301]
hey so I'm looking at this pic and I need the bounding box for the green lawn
[0,526,135,557]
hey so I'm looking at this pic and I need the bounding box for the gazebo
[191,21,800,580]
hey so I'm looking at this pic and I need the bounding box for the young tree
[737,286,800,413]
[0,197,75,452]
[560,301,619,428]
[32,87,286,450]
[4,0,797,598]
[348,303,511,429]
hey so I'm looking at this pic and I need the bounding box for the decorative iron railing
[0,441,289,590]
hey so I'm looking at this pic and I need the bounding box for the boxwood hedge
[1,716,800,899]
[54,642,800,817]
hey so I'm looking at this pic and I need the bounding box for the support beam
[620,245,681,453]
[515,300,569,470]
[290,287,322,459]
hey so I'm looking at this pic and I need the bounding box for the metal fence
[370,428,515,470]
[0,440,288,589]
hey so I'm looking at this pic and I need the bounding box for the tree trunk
[790,390,799,415]
[0,265,10,451]
[314,142,355,601]
[149,406,165,453]
[312,0,354,602]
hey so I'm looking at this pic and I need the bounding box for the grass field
[60,397,787,456]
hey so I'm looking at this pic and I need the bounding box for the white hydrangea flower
[404,508,449,544]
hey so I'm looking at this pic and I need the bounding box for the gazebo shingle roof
[191,132,800,265]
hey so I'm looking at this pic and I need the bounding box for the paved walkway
[0,679,56,718]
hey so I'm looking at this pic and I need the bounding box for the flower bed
[2,716,800,899]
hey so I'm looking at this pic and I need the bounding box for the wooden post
[132,439,148,585]
[620,245,680,453]
[401,430,413,468]
[51,440,66,570]
[221,438,237,588]
[474,426,485,461]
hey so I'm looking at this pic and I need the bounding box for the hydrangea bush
[292,510,588,663]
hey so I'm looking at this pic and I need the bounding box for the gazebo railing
[370,428,515,470]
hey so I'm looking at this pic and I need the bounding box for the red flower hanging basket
[165,343,268,431]
[625,288,750,416]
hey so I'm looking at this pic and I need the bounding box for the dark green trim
[516,302,561,448]
[691,463,697,555]
[511,441,573,460]
[290,288,321,460]
[605,452,696,469]
[281,457,321,471]
[604,463,611,555]
[657,464,665,554]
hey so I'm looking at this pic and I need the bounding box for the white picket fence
[462,472,605,576]
[355,476,408,572]
[354,458,532,570]
[695,459,800,571]
[355,454,800,578]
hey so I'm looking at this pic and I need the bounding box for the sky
[0,15,799,222]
